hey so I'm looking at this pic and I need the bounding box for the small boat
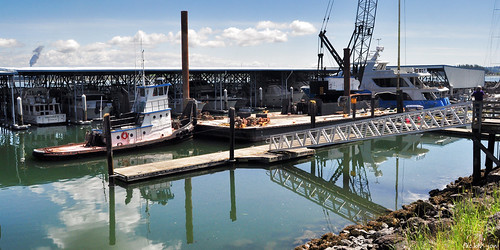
[22,88,66,125]
[32,80,197,160]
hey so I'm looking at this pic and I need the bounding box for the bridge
[268,102,473,151]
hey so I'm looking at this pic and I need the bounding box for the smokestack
[30,46,44,67]
[181,11,190,108]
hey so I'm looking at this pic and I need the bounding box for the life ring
[121,131,128,140]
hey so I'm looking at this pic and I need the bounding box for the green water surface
[0,124,477,249]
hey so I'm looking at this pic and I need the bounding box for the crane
[318,0,378,83]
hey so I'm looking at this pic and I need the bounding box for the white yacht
[360,46,450,109]
[22,88,66,125]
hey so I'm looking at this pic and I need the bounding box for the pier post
[472,101,483,184]
[82,94,87,121]
[104,114,114,185]
[371,94,375,118]
[229,107,235,162]
[181,11,190,109]
[486,132,495,174]
[16,96,23,126]
[352,97,356,119]
[259,87,263,107]
[343,48,351,115]
[224,89,228,110]
[310,100,316,128]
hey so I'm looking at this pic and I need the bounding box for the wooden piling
[181,11,190,109]
[486,132,495,174]
[310,100,316,128]
[104,114,114,184]
[229,107,235,162]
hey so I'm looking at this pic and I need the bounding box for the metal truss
[268,167,387,224]
[269,102,473,151]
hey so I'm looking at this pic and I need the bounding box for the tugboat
[32,79,197,160]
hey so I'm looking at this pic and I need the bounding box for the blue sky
[0,0,498,68]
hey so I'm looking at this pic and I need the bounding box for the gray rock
[372,228,394,239]
[486,212,500,244]
[415,200,437,217]
[373,234,404,250]
[405,217,429,231]
[428,218,453,236]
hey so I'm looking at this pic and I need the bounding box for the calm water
[0,125,479,249]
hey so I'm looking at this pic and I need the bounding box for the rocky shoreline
[296,168,500,249]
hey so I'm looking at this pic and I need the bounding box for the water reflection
[0,124,465,249]
[269,133,461,223]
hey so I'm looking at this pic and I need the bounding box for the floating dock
[113,144,314,183]
[195,110,393,142]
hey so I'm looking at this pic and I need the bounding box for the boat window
[377,92,411,100]
[30,106,33,112]
[373,78,409,88]
[139,88,146,97]
[153,88,158,96]
[49,105,54,111]
[35,106,39,112]
[423,92,437,100]
[158,87,164,96]
[55,105,59,113]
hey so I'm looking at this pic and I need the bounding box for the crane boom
[348,0,378,81]
[317,0,378,81]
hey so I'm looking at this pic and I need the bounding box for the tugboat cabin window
[139,88,146,97]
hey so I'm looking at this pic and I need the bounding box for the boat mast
[141,44,146,87]
[396,0,403,113]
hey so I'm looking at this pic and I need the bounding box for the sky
[0,0,498,69]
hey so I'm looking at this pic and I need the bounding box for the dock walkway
[113,145,314,182]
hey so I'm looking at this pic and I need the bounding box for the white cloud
[108,30,173,48]
[222,27,288,46]
[53,39,80,53]
[188,28,226,48]
[1,20,318,67]
[289,20,317,36]
[256,21,289,30]
[0,38,22,48]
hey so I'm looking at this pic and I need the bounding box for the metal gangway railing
[268,167,388,224]
[268,102,473,151]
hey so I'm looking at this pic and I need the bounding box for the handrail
[268,102,473,151]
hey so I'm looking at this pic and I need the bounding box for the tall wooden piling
[343,48,351,115]
[104,114,114,184]
[181,11,190,109]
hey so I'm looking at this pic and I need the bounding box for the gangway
[268,102,473,150]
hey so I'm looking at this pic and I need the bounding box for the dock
[113,144,314,182]
[195,110,394,142]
